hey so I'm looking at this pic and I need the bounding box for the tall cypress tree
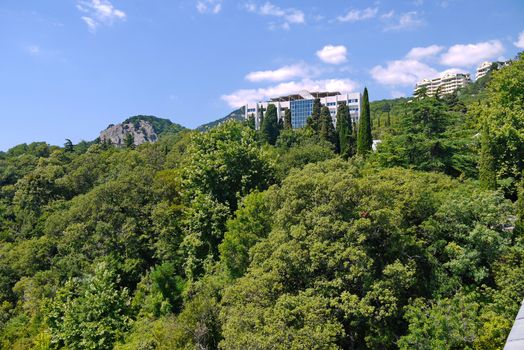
[284,109,292,129]
[258,105,265,130]
[246,113,256,130]
[479,126,497,190]
[336,103,357,159]
[309,98,321,132]
[260,104,279,145]
[357,87,372,156]
[336,103,350,158]
[319,106,337,147]
[278,117,284,131]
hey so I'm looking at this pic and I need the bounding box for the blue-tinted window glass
[290,99,314,128]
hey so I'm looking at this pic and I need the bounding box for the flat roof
[269,90,342,102]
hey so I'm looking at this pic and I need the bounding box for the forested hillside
[196,107,245,132]
[0,53,523,350]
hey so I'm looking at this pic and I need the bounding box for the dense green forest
[0,53,522,349]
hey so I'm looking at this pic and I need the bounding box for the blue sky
[0,0,523,150]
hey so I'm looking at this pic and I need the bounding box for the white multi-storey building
[414,73,471,97]
[476,61,492,80]
[244,90,361,129]
[475,60,511,80]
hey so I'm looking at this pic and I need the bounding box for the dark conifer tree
[260,104,279,145]
[336,103,356,159]
[258,105,265,130]
[284,109,292,129]
[64,139,74,152]
[319,106,336,146]
[246,113,255,130]
[278,117,284,131]
[357,87,372,156]
[336,103,351,158]
[309,98,321,132]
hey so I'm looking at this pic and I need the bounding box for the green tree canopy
[357,87,372,156]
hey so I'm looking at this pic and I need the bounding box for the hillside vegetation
[0,53,522,350]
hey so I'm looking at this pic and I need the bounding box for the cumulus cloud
[316,45,347,64]
[384,11,424,31]
[406,45,444,60]
[76,0,126,31]
[244,2,305,29]
[370,59,437,86]
[196,0,222,14]
[245,64,317,82]
[514,31,524,49]
[440,40,504,67]
[221,78,359,107]
[337,7,378,22]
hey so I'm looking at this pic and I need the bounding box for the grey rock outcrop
[99,120,158,147]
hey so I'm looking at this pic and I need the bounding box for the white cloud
[196,0,222,14]
[438,68,466,77]
[514,31,524,49]
[76,0,126,32]
[259,2,304,23]
[221,78,359,107]
[316,45,347,64]
[370,59,437,86]
[384,11,424,31]
[244,3,257,12]
[337,7,378,22]
[406,45,444,60]
[245,64,316,82]
[381,10,395,19]
[440,40,504,67]
[244,2,305,29]
[81,16,98,30]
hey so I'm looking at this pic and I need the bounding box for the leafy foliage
[0,55,523,349]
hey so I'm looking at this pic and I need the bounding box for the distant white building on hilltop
[244,90,361,129]
[476,60,512,80]
[414,72,471,97]
[476,61,493,80]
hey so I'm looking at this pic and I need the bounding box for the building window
[290,99,314,129]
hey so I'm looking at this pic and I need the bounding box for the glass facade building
[244,91,361,130]
[290,99,313,128]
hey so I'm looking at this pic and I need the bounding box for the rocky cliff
[100,119,158,146]
[99,115,185,147]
